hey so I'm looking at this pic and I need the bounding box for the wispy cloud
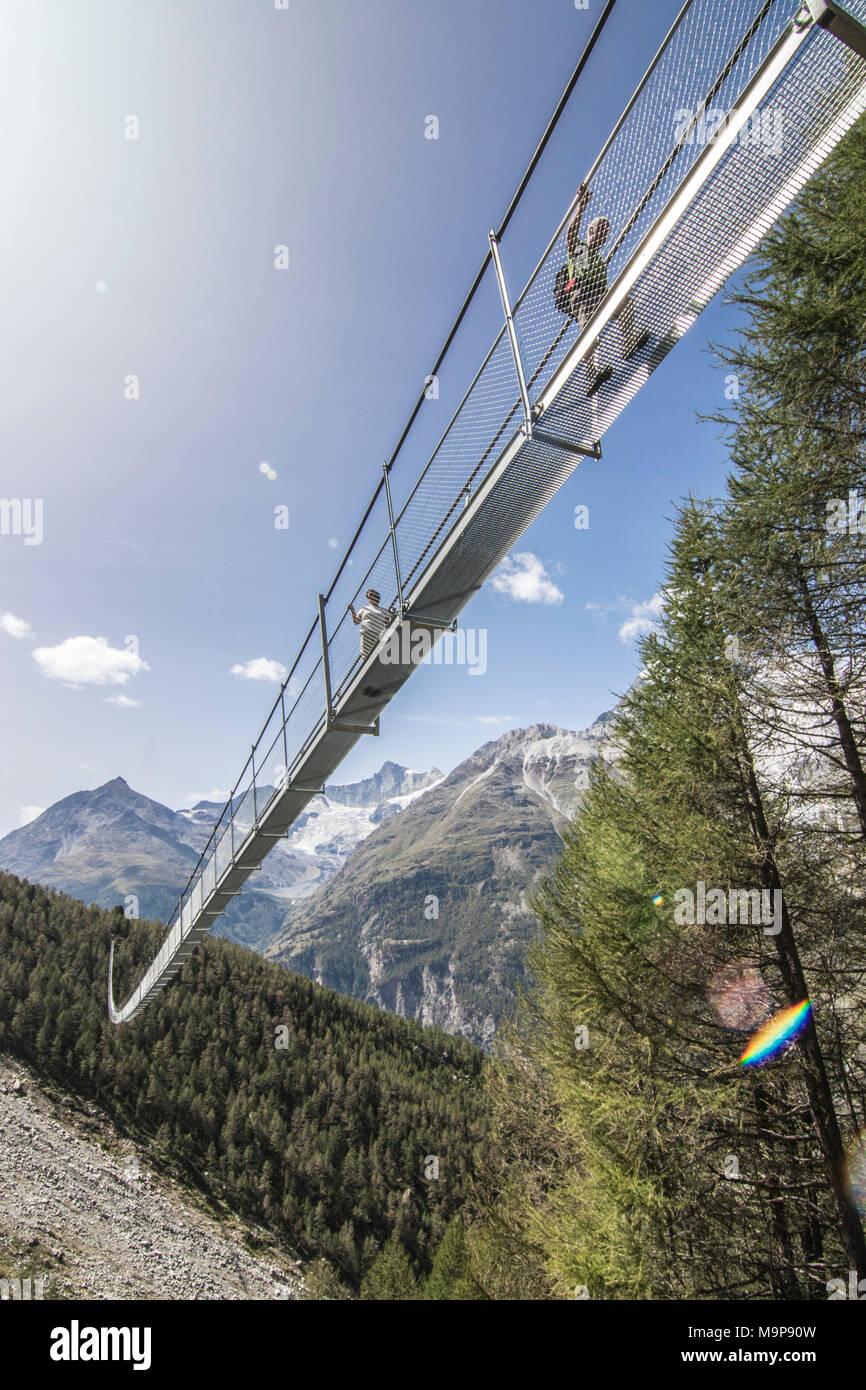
[619,592,664,644]
[181,788,229,808]
[491,552,564,606]
[33,636,149,687]
[104,693,141,708]
[1,612,33,640]
[474,715,515,726]
[584,597,627,618]
[230,657,288,683]
[397,713,477,729]
[19,805,45,826]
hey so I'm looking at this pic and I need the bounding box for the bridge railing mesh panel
[510,0,797,420]
[384,0,803,565]
[409,20,866,619]
[392,336,531,597]
[537,6,866,436]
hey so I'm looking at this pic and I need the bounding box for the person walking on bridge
[348,589,395,660]
[562,183,649,397]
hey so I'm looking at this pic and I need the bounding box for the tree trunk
[742,752,866,1276]
[796,563,866,839]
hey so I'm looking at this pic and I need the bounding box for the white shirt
[357,604,391,640]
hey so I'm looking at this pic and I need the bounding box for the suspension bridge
[109,0,866,1022]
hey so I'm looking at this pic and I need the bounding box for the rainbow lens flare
[651,893,664,906]
[739,999,811,1068]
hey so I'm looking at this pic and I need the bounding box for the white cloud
[1,612,33,640]
[474,715,515,725]
[230,657,288,683]
[19,805,45,826]
[181,788,229,808]
[491,552,564,606]
[104,693,141,708]
[33,636,149,687]
[619,592,665,644]
[584,598,624,618]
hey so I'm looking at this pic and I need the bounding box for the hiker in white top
[348,589,394,659]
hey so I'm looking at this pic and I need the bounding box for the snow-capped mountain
[264,713,618,1047]
[178,762,444,906]
[0,761,442,949]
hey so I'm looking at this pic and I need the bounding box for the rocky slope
[0,1053,303,1300]
[264,714,617,1048]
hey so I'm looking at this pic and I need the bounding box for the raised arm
[566,183,592,256]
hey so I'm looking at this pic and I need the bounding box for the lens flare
[739,999,811,1068]
[651,893,664,906]
[707,963,769,1031]
[846,1134,866,1219]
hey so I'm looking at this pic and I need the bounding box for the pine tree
[359,1232,420,1301]
[422,1217,483,1300]
[301,1258,352,1301]
[470,491,866,1297]
[710,119,866,838]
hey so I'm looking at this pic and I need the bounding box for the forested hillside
[0,871,486,1292]
[467,119,866,1301]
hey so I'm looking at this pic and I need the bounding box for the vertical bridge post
[317,593,334,722]
[489,229,601,460]
[382,460,404,614]
[489,229,533,438]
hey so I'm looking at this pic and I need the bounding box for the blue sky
[0,0,748,833]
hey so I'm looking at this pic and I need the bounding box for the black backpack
[553,263,573,316]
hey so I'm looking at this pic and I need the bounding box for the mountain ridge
[0,711,619,1046]
[264,710,618,1046]
[0,761,443,950]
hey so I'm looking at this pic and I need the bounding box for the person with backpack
[554,183,649,397]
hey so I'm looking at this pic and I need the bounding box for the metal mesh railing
[510,0,794,414]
